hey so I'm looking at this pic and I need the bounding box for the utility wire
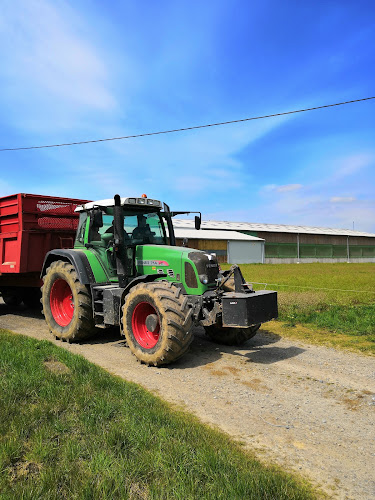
[248,282,375,294]
[1,96,374,152]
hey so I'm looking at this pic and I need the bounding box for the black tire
[122,281,194,366]
[204,322,261,346]
[2,289,23,307]
[22,288,42,309]
[41,260,95,341]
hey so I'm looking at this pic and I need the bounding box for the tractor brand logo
[230,301,238,305]
[206,263,218,268]
[136,260,169,266]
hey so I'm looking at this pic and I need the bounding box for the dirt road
[1,302,374,499]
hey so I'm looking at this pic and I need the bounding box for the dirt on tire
[1,301,374,500]
[41,260,95,341]
[122,281,194,366]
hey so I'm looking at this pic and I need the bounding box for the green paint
[79,249,110,283]
[135,245,208,295]
[74,209,214,292]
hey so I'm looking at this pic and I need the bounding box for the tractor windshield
[95,209,167,246]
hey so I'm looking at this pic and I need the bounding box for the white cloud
[0,0,116,132]
[261,183,303,193]
[276,184,303,193]
[330,197,356,203]
[331,153,374,181]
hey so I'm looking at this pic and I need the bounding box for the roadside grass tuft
[223,263,375,353]
[0,330,317,499]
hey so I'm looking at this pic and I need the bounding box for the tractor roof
[75,197,162,212]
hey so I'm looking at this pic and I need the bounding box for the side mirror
[92,209,103,228]
[182,237,188,247]
[195,215,201,230]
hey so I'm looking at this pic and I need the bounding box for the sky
[0,0,374,231]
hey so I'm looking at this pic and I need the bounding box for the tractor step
[91,284,124,326]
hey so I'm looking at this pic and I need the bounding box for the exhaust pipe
[113,194,127,287]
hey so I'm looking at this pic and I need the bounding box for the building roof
[173,219,375,238]
[174,228,264,241]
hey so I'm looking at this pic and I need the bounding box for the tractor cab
[75,195,173,281]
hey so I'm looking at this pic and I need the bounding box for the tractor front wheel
[41,261,95,341]
[204,322,261,346]
[122,282,194,366]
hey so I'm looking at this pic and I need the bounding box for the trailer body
[0,193,88,289]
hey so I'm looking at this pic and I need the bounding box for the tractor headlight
[199,274,209,285]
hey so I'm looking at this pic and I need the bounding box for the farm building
[174,228,264,264]
[173,219,375,264]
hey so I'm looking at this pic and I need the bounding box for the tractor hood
[135,245,220,294]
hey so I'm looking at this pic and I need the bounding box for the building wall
[266,258,375,264]
[240,230,375,262]
[175,231,375,264]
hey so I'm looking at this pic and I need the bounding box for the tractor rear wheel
[204,322,261,346]
[122,282,194,366]
[41,260,95,341]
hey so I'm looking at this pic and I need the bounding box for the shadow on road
[168,327,305,369]
[0,303,43,319]
[0,302,305,368]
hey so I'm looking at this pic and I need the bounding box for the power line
[1,96,374,152]
[248,282,375,294]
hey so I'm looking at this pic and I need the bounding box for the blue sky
[0,0,374,231]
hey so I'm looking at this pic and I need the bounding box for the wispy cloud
[0,0,116,133]
[331,153,374,182]
[261,183,303,193]
[277,184,303,192]
[330,197,356,203]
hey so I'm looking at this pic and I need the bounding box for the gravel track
[1,302,374,499]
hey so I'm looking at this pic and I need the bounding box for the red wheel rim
[50,279,74,327]
[132,302,160,349]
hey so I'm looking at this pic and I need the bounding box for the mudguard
[41,249,96,285]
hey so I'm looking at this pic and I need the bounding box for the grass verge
[222,263,375,354]
[0,330,316,499]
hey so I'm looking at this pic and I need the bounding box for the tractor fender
[41,249,95,285]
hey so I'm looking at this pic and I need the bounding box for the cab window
[76,212,88,245]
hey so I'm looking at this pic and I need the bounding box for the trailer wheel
[22,288,42,309]
[42,260,95,341]
[122,282,194,366]
[2,290,23,307]
[204,323,261,346]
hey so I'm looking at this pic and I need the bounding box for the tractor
[41,194,278,365]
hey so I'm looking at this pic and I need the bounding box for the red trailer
[0,193,89,306]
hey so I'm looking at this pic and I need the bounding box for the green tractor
[41,194,277,366]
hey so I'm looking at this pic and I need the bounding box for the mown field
[0,330,317,499]
[223,263,375,354]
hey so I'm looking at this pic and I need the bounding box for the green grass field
[0,330,316,499]
[223,263,375,354]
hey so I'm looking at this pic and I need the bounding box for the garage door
[227,241,264,264]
